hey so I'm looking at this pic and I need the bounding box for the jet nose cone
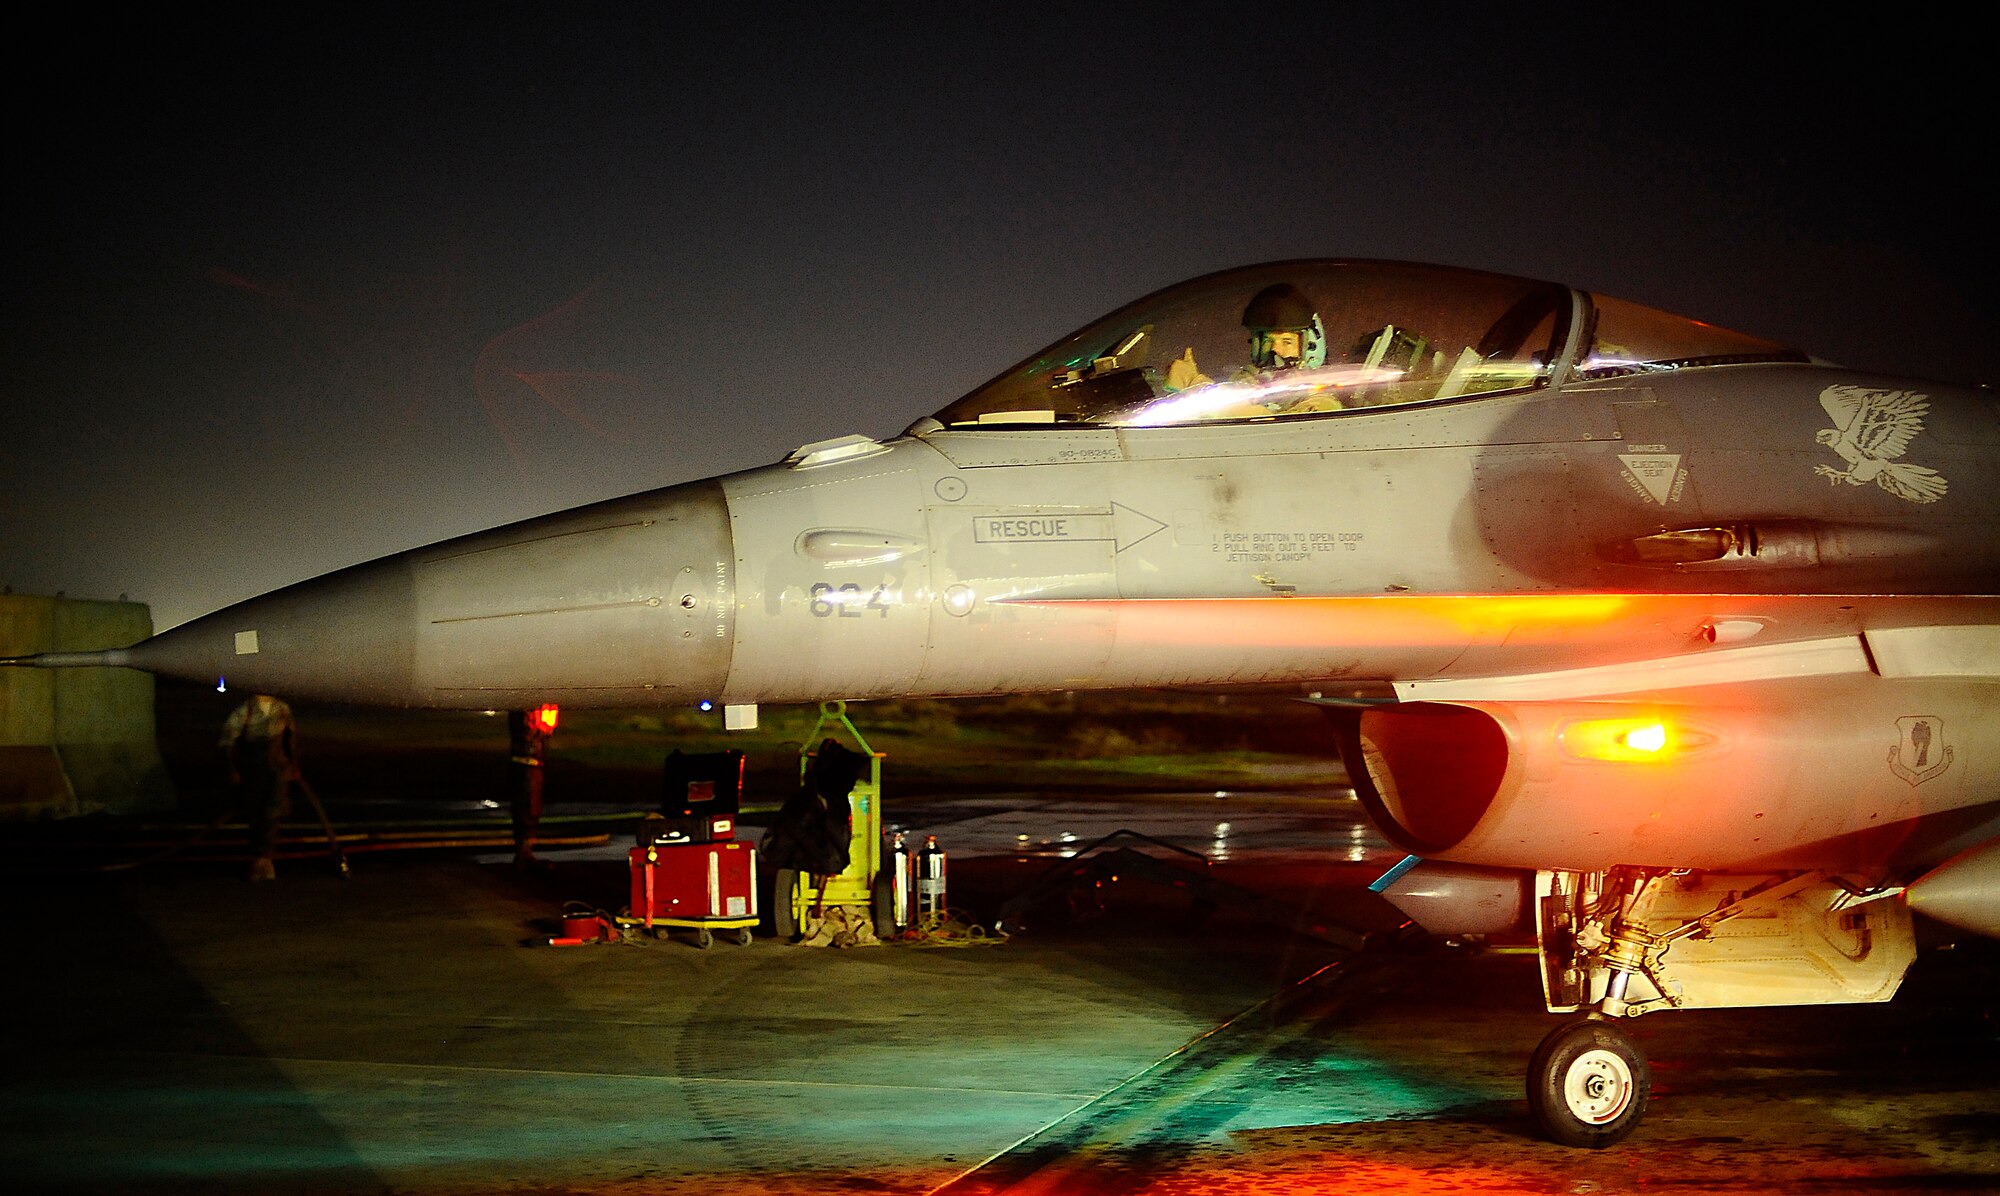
[125,556,419,702]
[128,480,737,708]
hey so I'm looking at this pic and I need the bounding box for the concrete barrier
[0,594,172,818]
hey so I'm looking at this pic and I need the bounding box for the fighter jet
[8,259,1997,1146]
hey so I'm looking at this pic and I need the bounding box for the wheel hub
[1564,1048,1635,1124]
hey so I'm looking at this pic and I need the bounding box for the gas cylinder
[886,831,915,931]
[917,834,947,928]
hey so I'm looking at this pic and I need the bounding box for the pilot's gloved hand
[1166,348,1211,391]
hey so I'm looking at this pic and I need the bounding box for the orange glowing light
[1624,722,1667,752]
[1559,716,1710,762]
[530,703,560,734]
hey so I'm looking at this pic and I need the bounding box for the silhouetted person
[221,693,298,882]
[508,705,558,869]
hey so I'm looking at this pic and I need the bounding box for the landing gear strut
[1528,868,1667,1146]
[1527,1017,1650,1147]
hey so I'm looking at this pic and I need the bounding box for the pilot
[1239,282,1327,375]
[1164,283,1337,414]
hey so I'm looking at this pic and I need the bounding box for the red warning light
[529,703,560,734]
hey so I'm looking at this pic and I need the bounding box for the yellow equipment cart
[783,702,884,934]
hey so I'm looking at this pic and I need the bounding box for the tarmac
[4,790,1997,1195]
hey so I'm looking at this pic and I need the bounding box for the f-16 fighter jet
[11,260,1996,1145]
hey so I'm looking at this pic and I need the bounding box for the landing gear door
[1536,870,1589,1013]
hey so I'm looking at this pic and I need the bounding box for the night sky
[6,6,1991,630]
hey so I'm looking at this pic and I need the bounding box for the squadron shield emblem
[1888,715,1953,786]
[1813,385,1948,503]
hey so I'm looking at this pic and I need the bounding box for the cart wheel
[733,927,753,947]
[694,928,714,950]
[648,926,670,941]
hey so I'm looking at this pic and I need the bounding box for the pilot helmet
[1241,283,1327,371]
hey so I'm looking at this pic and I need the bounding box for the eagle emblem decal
[1813,385,1948,503]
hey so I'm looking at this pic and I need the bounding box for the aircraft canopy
[930,260,1802,429]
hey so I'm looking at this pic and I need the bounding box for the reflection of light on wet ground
[468,791,1397,867]
[889,791,1396,868]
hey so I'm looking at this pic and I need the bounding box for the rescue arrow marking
[972,503,1167,553]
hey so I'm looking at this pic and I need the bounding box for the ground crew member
[221,693,298,882]
[508,704,558,869]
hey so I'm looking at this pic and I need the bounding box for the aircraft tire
[773,868,799,940]
[1527,1017,1650,1148]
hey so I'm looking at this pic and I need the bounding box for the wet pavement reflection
[889,788,1390,865]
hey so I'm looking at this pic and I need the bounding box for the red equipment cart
[625,840,758,948]
[619,749,758,948]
